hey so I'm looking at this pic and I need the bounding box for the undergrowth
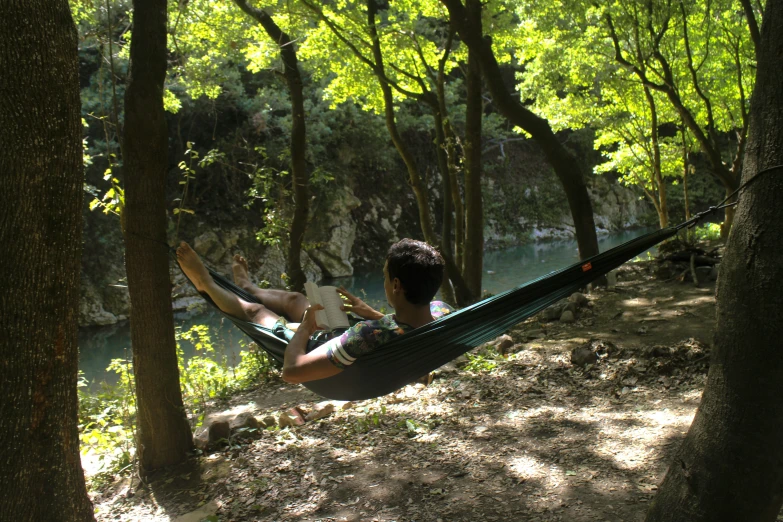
[78,323,277,481]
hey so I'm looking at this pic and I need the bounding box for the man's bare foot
[232,254,252,288]
[177,242,212,292]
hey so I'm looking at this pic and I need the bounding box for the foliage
[78,323,278,475]
[514,0,756,225]
[77,361,136,478]
[463,349,501,374]
[693,222,723,241]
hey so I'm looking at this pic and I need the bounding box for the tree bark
[432,107,458,305]
[0,0,94,519]
[234,0,309,292]
[442,0,600,261]
[122,0,193,473]
[366,0,437,246]
[645,0,783,518]
[462,32,484,300]
[643,85,668,229]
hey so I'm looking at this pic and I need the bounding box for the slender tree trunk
[442,0,600,261]
[234,0,308,292]
[646,1,783,519]
[0,0,94,518]
[432,108,458,305]
[367,0,437,245]
[644,86,668,228]
[681,127,692,223]
[721,187,737,238]
[444,120,465,271]
[435,37,466,276]
[463,36,484,300]
[122,0,193,473]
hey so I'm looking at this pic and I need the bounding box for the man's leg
[177,242,280,328]
[231,254,309,322]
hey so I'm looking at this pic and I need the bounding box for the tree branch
[739,0,761,58]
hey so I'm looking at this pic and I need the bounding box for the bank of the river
[79,228,655,385]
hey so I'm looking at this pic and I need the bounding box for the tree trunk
[122,0,193,473]
[645,1,783,519]
[720,187,737,239]
[442,0,600,261]
[234,1,309,292]
[435,37,467,282]
[463,37,484,300]
[367,0,437,245]
[0,1,95,519]
[432,108,458,305]
[644,85,668,229]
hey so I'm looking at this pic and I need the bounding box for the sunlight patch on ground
[509,454,547,481]
[619,298,655,308]
[675,296,715,307]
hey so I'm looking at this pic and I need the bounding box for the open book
[304,282,351,331]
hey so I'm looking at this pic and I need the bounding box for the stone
[305,402,335,422]
[261,415,277,428]
[103,282,130,318]
[710,264,720,281]
[258,247,322,286]
[560,310,576,323]
[171,296,208,315]
[193,230,226,263]
[495,334,514,354]
[562,301,578,315]
[194,420,230,450]
[304,186,362,277]
[569,292,589,307]
[542,302,566,321]
[521,329,546,340]
[229,412,260,432]
[79,280,118,326]
[278,407,306,428]
[571,346,598,367]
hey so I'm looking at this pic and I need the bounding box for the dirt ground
[90,261,727,521]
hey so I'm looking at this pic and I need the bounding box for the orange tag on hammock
[582,262,593,272]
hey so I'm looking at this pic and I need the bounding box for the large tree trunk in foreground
[646,1,783,519]
[0,1,94,519]
[123,0,193,473]
[443,0,600,261]
[234,0,309,292]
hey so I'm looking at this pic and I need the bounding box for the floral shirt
[325,301,454,369]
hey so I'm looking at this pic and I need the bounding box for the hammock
[195,225,684,400]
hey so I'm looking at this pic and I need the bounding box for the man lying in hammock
[176,238,453,384]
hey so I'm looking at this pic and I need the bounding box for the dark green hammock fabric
[195,226,679,400]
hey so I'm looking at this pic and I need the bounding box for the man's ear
[392,277,402,294]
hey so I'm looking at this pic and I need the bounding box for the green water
[79,228,655,385]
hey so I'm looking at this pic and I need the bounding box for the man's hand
[337,287,384,320]
[300,304,325,335]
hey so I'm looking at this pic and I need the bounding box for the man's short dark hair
[386,238,445,306]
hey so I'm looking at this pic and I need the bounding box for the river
[79,228,655,385]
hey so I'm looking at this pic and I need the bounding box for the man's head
[384,239,445,306]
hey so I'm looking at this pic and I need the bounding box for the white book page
[304,282,330,330]
[319,286,350,329]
